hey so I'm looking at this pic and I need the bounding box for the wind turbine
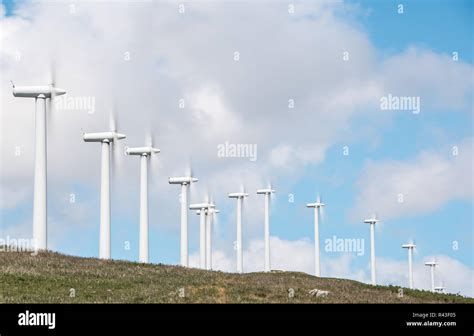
[306,195,325,277]
[364,215,379,285]
[425,260,438,292]
[257,188,275,272]
[12,81,66,250]
[169,176,198,267]
[83,129,126,259]
[189,203,215,269]
[228,192,248,273]
[126,145,160,263]
[401,242,416,289]
[201,207,219,271]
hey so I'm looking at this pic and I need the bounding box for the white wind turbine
[201,207,220,271]
[169,176,198,267]
[126,144,160,263]
[401,242,416,289]
[257,188,275,272]
[12,81,66,250]
[83,127,126,260]
[425,260,438,292]
[189,203,215,269]
[228,192,248,273]
[306,195,325,277]
[364,215,379,285]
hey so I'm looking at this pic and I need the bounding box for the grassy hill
[0,250,471,303]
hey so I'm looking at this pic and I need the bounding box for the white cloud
[380,47,474,112]
[377,255,474,297]
[1,1,472,250]
[351,138,473,220]
[190,236,473,297]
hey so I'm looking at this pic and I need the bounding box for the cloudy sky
[0,0,472,297]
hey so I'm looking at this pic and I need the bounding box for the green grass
[0,250,472,303]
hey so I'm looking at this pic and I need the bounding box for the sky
[0,0,472,297]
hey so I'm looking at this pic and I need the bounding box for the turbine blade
[47,57,58,133]
[145,128,153,148]
[109,106,117,132]
[184,160,193,178]
[110,140,121,181]
[50,57,56,87]
[212,210,219,234]
[46,97,55,136]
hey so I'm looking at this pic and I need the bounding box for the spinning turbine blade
[109,107,124,181]
[47,59,58,127]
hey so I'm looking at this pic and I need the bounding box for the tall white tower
[425,261,438,292]
[126,146,160,263]
[257,188,275,272]
[84,131,126,259]
[307,197,325,277]
[12,84,66,250]
[401,243,416,289]
[364,216,379,285]
[169,176,198,267]
[228,192,249,273]
[189,203,215,269]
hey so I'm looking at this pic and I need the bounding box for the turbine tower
[306,196,324,277]
[189,203,215,269]
[169,176,198,267]
[425,261,438,292]
[12,82,66,250]
[83,131,126,259]
[257,188,275,272]
[126,146,160,263]
[203,207,219,271]
[401,242,416,289]
[364,216,379,285]
[228,192,248,273]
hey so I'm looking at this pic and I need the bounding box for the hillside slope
[0,251,471,303]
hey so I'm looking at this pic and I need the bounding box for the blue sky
[1,0,472,295]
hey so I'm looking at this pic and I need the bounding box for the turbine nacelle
[257,189,276,195]
[425,261,438,266]
[189,203,215,210]
[402,243,416,249]
[196,208,220,215]
[12,85,66,98]
[126,146,160,156]
[83,131,126,142]
[228,192,249,198]
[306,202,324,208]
[169,176,199,185]
[364,218,379,224]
